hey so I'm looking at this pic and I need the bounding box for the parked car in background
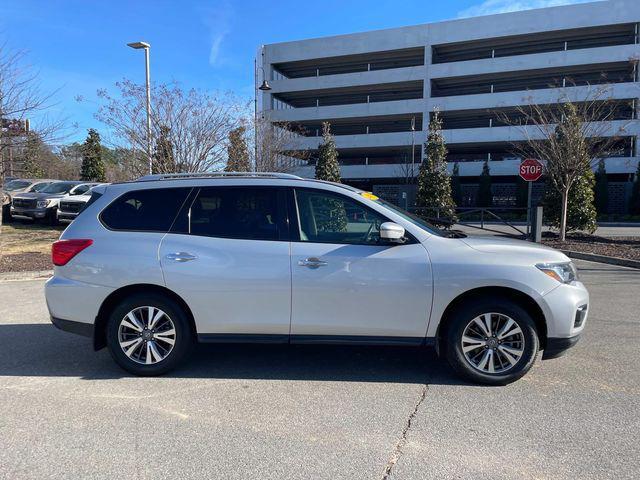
[45,173,588,384]
[11,181,99,225]
[58,184,108,222]
[2,178,56,221]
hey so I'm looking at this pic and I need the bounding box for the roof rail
[136,172,303,182]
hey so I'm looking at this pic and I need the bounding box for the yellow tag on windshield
[360,192,379,201]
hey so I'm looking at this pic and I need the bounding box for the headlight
[37,199,51,208]
[536,262,578,284]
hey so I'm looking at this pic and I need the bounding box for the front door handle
[298,257,328,269]
[165,252,197,263]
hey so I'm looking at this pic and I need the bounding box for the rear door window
[101,188,192,232]
[182,186,286,241]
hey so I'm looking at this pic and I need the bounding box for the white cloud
[457,0,596,18]
[201,1,233,66]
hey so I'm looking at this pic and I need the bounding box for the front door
[290,188,432,342]
[159,186,291,338]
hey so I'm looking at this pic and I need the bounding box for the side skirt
[197,333,434,347]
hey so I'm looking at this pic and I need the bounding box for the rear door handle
[298,257,328,268]
[165,252,197,262]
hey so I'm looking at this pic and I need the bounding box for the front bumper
[542,334,581,359]
[540,281,589,338]
[58,211,79,221]
[10,206,48,219]
[539,280,588,360]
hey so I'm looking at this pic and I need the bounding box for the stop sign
[519,158,543,182]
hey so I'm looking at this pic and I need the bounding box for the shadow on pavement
[0,323,472,385]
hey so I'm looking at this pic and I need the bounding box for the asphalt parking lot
[0,260,638,479]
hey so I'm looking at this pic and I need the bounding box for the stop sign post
[519,159,543,237]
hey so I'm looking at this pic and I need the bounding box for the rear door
[159,185,291,338]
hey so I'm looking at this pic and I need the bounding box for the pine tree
[313,122,346,231]
[544,165,597,233]
[630,161,640,215]
[594,159,608,216]
[416,111,457,220]
[21,133,45,178]
[225,126,251,172]
[477,160,493,207]
[153,125,176,174]
[80,129,106,182]
[451,162,462,206]
[315,122,341,183]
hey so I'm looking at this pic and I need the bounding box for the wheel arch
[93,283,196,350]
[436,286,547,355]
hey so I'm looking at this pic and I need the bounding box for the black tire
[2,205,13,223]
[45,208,58,226]
[444,298,539,385]
[106,293,194,376]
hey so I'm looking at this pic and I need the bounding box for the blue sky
[0,0,590,143]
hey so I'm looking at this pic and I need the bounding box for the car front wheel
[444,298,539,385]
[106,293,193,376]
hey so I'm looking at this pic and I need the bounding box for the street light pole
[127,41,152,175]
[410,116,416,183]
[254,51,271,172]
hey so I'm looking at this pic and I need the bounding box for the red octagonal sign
[519,158,543,182]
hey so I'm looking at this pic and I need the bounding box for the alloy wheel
[460,312,525,374]
[118,306,176,365]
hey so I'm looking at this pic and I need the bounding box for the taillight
[52,239,93,266]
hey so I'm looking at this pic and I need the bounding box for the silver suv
[45,173,588,384]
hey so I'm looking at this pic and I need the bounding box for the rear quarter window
[100,188,191,232]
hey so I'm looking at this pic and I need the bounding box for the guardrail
[411,206,532,239]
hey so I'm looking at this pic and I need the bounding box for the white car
[45,173,588,384]
[58,184,108,222]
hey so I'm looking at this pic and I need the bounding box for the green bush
[544,168,597,233]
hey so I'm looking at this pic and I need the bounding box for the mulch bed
[0,252,52,273]
[543,233,640,261]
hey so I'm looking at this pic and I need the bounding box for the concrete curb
[0,270,53,282]
[561,250,640,270]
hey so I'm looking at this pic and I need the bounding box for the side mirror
[380,222,406,243]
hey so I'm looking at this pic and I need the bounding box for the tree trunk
[559,188,569,242]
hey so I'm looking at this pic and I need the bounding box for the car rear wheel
[106,293,193,376]
[444,298,539,385]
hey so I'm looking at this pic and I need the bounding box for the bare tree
[499,85,630,240]
[252,117,310,173]
[95,80,245,176]
[0,43,67,225]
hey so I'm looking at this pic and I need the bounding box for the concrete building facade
[258,0,640,212]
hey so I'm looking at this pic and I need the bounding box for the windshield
[71,184,93,195]
[32,182,52,192]
[3,180,31,191]
[370,197,447,237]
[41,182,77,194]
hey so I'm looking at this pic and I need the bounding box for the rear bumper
[542,334,581,359]
[45,275,114,326]
[51,316,94,338]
